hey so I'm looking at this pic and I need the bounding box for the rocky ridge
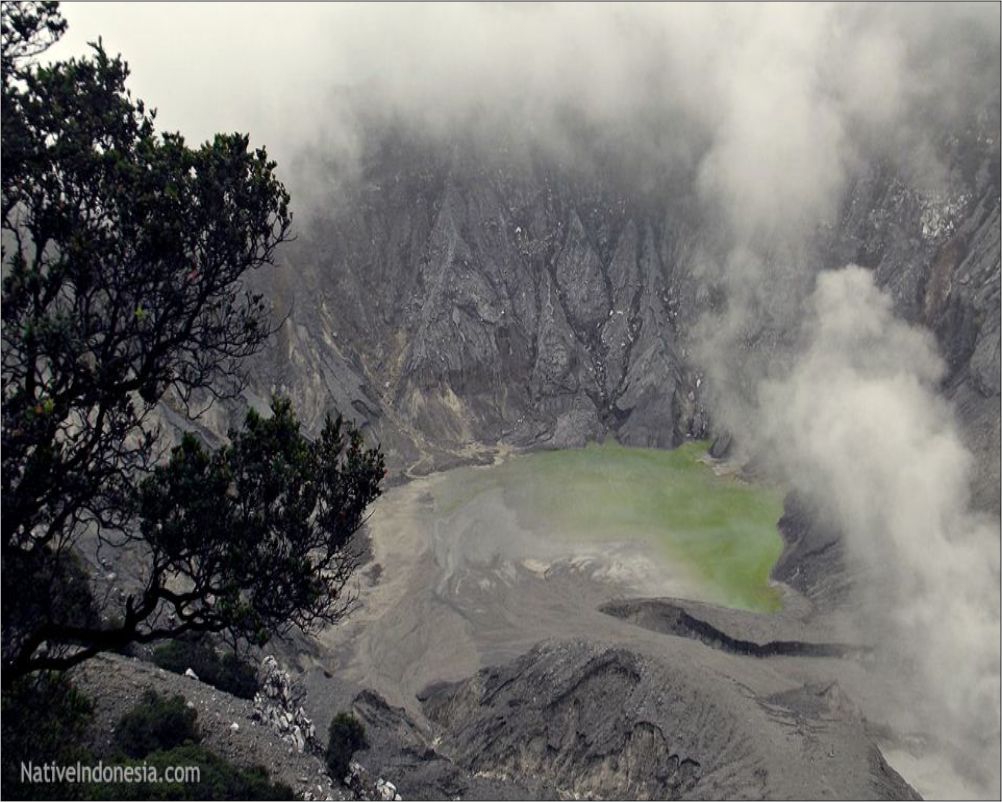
[71,653,345,801]
[418,640,918,800]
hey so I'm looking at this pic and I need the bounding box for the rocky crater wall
[247,126,998,510]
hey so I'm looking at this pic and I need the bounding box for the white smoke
[51,4,997,213]
[665,9,1001,793]
[755,268,1000,793]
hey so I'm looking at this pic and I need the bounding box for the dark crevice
[600,600,866,659]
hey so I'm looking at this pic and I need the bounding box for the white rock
[184,668,199,680]
[230,722,240,732]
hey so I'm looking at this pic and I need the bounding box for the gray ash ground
[290,465,936,800]
[74,458,994,800]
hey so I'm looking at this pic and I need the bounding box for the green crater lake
[437,441,786,612]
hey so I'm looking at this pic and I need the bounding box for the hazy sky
[53,3,348,147]
[51,2,999,196]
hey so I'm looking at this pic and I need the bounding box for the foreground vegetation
[152,635,259,700]
[1,5,383,796]
[2,0,383,682]
[2,679,293,800]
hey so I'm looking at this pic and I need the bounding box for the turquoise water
[437,441,785,612]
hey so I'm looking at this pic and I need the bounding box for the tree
[326,712,368,781]
[136,399,383,652]
[114,690,200,759]
[1,3,384,682]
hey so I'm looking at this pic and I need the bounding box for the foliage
[0,3,383,683]
[114,689,200,759]
[1,1,65,76]
[139,398,384,647]
[2,547,100,666]
[326,712,368,782]
[152,634,258,700]
[1,673,95,799]
[2,0,290,552]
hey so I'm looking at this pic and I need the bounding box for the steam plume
[757,267,1000,793]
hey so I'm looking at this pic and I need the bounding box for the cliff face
[824,123,1001,511]
[260,138,709,467]
[249,122,999,506]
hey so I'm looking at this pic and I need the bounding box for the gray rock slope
[71,654,345,801]
[262,138,709,462]
[418,640,917,800]
[251,121,998,508]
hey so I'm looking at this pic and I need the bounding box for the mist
[52,4,997,211]
[50,2,1000,794]
[758,267,1001,792]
